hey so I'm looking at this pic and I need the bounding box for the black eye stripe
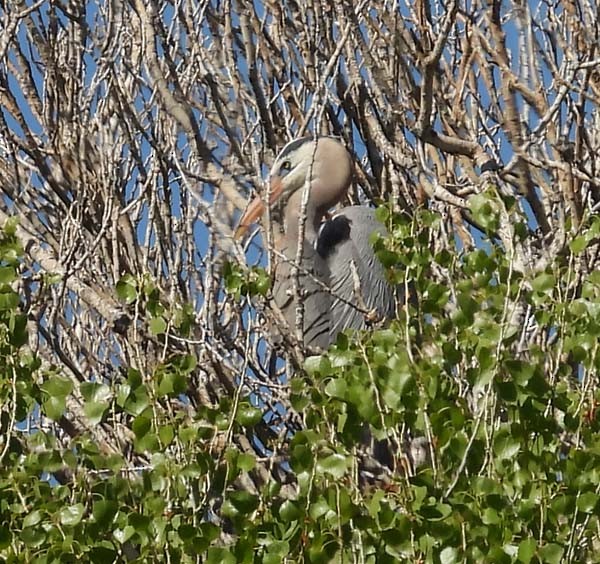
[275,135,340,165]
[277,136,312,161]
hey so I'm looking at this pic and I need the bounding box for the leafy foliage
[2,204,600,562]
[1,0,600,561]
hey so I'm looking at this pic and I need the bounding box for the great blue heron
[236,136,396,349]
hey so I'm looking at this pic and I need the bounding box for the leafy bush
[2,204,600,563]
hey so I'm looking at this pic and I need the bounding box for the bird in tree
[237,136,396,349]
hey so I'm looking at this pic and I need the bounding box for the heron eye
[279,160,292,173]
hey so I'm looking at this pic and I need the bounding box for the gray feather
[323,206,396,340]
[272,206,396,349]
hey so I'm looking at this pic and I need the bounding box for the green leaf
[440,546,458,564]
[43,395,66,420]
[92,500,118,528]
[20,527,46,548]
[279,500,302,523]
[173,353,197,374]
[132,414,152,439]
[149,316,167,335]
[469,192,500,232]
[88,547,117,563]
[375,206,390,224]
[291,443,314,473]
[518,538,537,564]
[316,454,349,479]
[496,380,517,403]
[158,424,174,446]
[249,266,271,296]
[531,272,555,295]
[221,499,240,520]
[237,453,255,472]
[304,355,331,376]
[129,512,152,534]
[376,249,400,268]
[367,490,385,518]
[373,328,398,347]
[324,377,347,398]
[80,382,111,403]
[539,543,563,564]
[84,400,109,425]
[228,490,259,514]
[0,525,9,550]
[569,235,588,255]
[3,216,19,236]
[382,357,413,410]
[41,375,73,397]
[482,507,500,525]
[264,541,290,562]
[44,272,63,285]
[472,477,500,496]
[0,265,16,284]
[116,275,138,303]
[493,429,520,460]
[60,504,84,527]
[504,360,535,385]
[576,492,598,513]
[309,498,330,521]
[134,433,161,453]
[420,501,452,521]
[23,510,42,528]
[157,370,187,397]
[123,384,150,416]
[0,289,19,310]
[113,526,135,544]
[206,548,236,564]
[235,404,263,427]
[8,311,27,346]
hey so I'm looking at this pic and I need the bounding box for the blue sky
[1,1,579,397]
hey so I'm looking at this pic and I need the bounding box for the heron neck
[284,189,323,245]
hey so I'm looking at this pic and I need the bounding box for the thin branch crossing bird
[237,137,396,349]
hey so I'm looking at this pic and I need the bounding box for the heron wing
[317,206,396,339]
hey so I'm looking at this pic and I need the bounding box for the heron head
[236,136,352,238]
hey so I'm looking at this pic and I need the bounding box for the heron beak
[234,176,284,239]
